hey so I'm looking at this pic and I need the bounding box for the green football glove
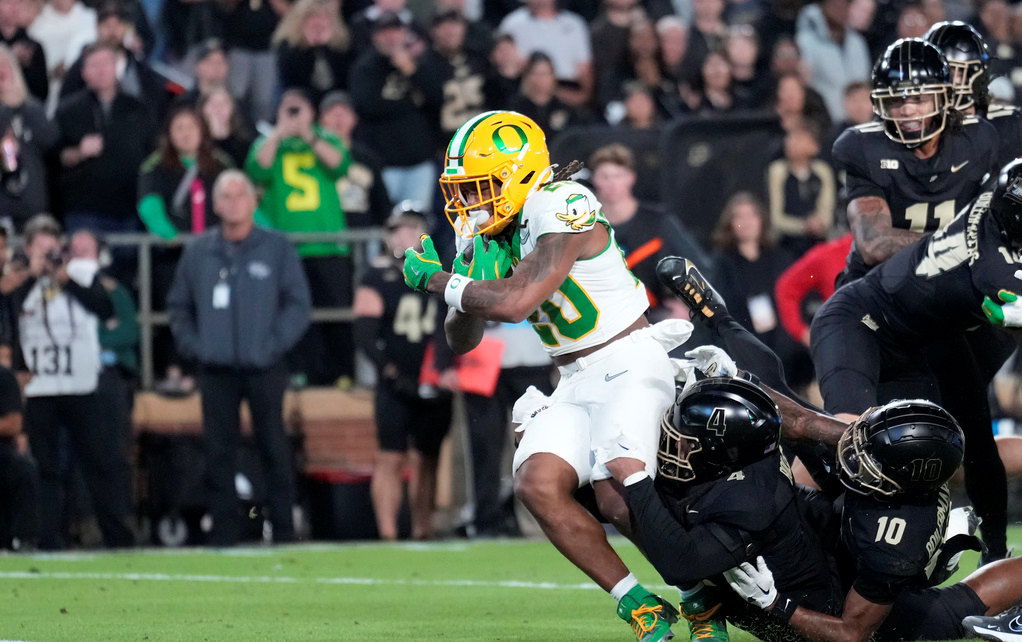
[981,289,1022,327]
[403,234,443,292]
[453,236,512,280]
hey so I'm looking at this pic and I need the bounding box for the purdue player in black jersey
[353,204,453,541]
[826,37,1011,560]
[811,160,1022,560]
[925,20,1022,169]
[832,37,998,286]
[597,376,843,642]
[726,400,1022,642]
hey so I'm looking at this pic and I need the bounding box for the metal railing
[105,228,389,390]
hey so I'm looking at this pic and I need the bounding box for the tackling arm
[785,587,892,642]
[766,384,849,446]
[848,197,921,266]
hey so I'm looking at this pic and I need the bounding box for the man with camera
[246,88,353,385]
[1,214,133,549]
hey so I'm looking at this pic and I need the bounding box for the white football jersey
[20,277,102,397]
[511,181,649,357]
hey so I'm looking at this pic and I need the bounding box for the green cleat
[617,587,679,641]
[680,586,730,642]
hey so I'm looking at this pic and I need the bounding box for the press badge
[212,281,230,309]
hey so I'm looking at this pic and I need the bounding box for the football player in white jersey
[403,111,684,641]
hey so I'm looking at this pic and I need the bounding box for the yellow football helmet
[439,110,552,237]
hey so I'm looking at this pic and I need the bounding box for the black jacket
[348,48,444,167]
[0,29,47,102]
[167,226,312,369]
[55,89,157,218]
[0,99,59,229]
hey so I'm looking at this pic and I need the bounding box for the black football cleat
[962,602,1022,641]
[655,257,727,322]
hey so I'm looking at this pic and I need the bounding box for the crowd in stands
[2,0,1022,547]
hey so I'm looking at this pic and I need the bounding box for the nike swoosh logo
[1010,615,1022,631]
[951,161,970,173]
[605,370,628,382]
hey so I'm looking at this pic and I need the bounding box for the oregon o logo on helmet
[492,124,528,153]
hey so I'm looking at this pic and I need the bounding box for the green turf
[0,527,1019,641]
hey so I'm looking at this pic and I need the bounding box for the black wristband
[768,594,797,623]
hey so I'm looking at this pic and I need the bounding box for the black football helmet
[872,38,953,147]
[657,377,781,485]
[838,400,964,498]
[991,158,1022,249]
[924,21,991,112]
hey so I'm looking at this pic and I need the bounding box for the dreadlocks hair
[550,159,585,182]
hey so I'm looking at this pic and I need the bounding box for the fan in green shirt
[246,89,352,257]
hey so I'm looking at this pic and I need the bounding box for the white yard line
[0,570,641,591]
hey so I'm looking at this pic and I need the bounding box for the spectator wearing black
[0,44,57,231]
[272,0,353,107]
[589,143,714,320]
[0,0,47,102]
[616,80,661,129]
[59,2,170,120]
[683,49,748,115]
[0,358,37,551]
[4,215,133,549]
[771,71,831,135]
[347,0,428,57]
[167,170,311,546]
[354,205,452,540]
[159,0,220,63]
[318,90,390,229]
[349,11,444,207]
[428,10,488,145]
[483,33,522,109]
[507,52,582,139]
[138,103,231,385]
[56,42,156,251]
[725,25,771,110]
[711,193,812,386]
[590,0,647,112]
[766,124,836,258]
[215,0,287,124]
[431,0,493,58]
[177,38,230,107]
[198,86,255,169]
[656,16,692,90]
[686,0,727,72]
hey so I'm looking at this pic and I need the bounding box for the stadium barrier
[104,228,388,390]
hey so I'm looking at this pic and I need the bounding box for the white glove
[511,385,551,433]
[645,318,694,352]
[670,358,698,394]
[723,556,778,610]
[684,345,737,378]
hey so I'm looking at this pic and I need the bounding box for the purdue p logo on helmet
[439,111,552,238]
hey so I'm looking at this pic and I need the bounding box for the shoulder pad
[523,182,603,235]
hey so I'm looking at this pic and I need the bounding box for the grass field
[0,527,1019,641]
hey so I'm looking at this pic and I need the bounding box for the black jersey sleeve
[625,477,751,586]
[832,126,886,202]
